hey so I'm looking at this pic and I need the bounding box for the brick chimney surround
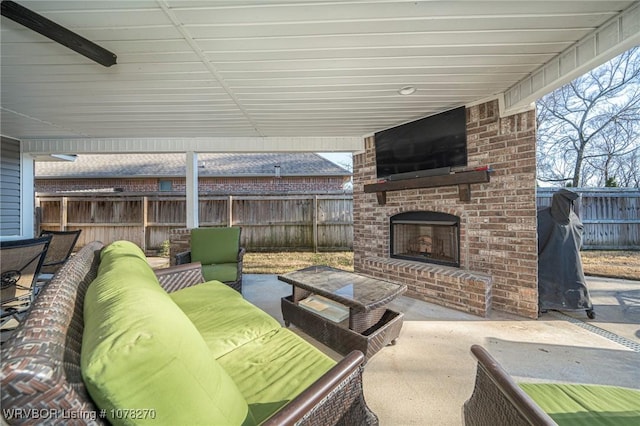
[353,100,538,319]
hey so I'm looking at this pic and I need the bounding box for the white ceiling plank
[30,9,171,29]
[226,73,522,85]
[170,1,630,24]
[203,43,574,61]
[2,1,637,142]
[193,13,610,34]
[194,29,593,51]
[209,55,555,73]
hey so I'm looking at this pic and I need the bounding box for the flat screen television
[375,106,467,180]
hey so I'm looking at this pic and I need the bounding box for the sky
[317,152,353,171]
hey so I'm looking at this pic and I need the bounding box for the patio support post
[186,151,199,229]
[21,154,35,237]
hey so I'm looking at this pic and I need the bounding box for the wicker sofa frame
[1,241,378,426]
[463,344,556,426]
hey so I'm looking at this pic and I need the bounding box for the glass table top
[278,265,406,310]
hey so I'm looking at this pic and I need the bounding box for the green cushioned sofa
[463,344,640,425]
[1,240,378,426]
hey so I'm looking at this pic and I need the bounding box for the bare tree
[536,47,640,187]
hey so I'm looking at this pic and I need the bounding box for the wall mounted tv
[375,106,467,180]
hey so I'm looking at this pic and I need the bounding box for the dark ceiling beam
[1,0,117,67]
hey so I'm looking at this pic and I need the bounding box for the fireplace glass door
[390,212,460,267]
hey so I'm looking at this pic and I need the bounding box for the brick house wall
[353,99,538,319]
[36,176,348,193]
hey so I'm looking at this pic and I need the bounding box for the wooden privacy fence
[536,188,640,250]
[37,189,638,252]
[36,192,353,252]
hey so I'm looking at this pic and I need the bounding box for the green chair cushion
[191,227,241,265]
[217,328,336,425]
[81,240,248,426]
[201,263,238,282]
[520,383,640,426]
[170,280,281,359]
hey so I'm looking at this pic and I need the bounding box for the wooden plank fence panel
[147,226,174,250]
[537,188,639,250]
[72,225,143,249]
[149,199,186,224]
[36,192,354,252]
[38,200,60,224]
[38,190,637,252]
[316,196,353,251]
[199,197,228,226]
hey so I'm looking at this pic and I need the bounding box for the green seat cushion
[82,240,248,426]
[191,227,241,265]
[520,383,640,426]
[170,280,281,358]
[202,262,238,282]
[218,328,336,425]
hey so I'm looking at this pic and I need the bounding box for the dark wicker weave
[282,296,403,361]
[175,247,245,293]
[463,345,556,426]
[1,241,105,425]
[154,262,206,292]
[350,307,386,334]
[280,267,406,361]
[2,241,378,426]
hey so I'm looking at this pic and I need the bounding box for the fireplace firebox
[390,211,460,267]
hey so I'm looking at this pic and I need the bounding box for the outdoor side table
[278,265,406,361]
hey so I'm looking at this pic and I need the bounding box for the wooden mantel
[363,170,491,205]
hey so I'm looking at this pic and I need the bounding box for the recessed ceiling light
[398,86,416,95]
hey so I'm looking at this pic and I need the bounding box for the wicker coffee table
[278,266,406,361]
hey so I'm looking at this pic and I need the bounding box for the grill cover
[537,189,593,312]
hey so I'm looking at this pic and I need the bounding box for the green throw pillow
[191,227,241,265]
[81,240,248,425]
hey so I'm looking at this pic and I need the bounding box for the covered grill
[537,189,595,319]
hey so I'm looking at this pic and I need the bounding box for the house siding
[1,137,21,236]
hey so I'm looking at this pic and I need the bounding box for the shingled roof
[36,153,350,178]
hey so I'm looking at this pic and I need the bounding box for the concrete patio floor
[243,274,639,425]
[3,256,636,423]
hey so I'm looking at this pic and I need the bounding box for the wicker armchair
[463,345,556,425]
[175,227,245,293]
[1,236,51,330]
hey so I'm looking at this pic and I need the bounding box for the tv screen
[375,106,467,180]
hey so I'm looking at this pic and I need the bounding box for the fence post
[142,196,148,252]
[313,195,318,253]
[34,195,41,234]
[61,196,68,231]
[227,195,233,227]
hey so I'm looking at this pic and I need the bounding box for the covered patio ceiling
[2,1,639,154]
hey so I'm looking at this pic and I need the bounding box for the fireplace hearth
[390,211,460,267]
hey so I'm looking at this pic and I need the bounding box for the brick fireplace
[390,211,460,267]
[353,99,539,319]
